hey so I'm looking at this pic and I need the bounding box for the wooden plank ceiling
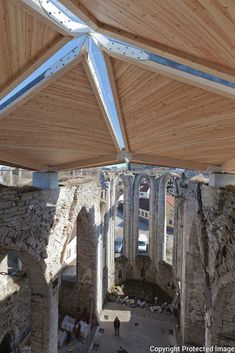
[0,0,70,98]
[68,0,235,80]
[111,57,235,171]
[0,58,121,170]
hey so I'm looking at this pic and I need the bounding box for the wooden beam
[59,0,99,31]
[52,154,124,171]
[81,54,121,152]
[0,35,71,100]
[97,22,235,85]
[100,47,235,101]
[102,52,129,152]
[131,153,209,171]
[0,47,86,119]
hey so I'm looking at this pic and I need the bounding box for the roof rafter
[0,35,70,101]
[0,43,87,118]
[102,52,129,152]
[96,37,235,101]
[19,0,72,36]
[59,0,99,31]
[82,53,121,152]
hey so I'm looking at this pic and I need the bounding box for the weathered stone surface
[1,171,235,351]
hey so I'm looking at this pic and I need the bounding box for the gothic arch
[133,173,156,260]
[211,277,235,346]
[0,331,14,353]
[157,173,178,265]
[0,246,57,353]
[114,173,133,258]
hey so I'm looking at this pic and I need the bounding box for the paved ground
[92,302,178,353]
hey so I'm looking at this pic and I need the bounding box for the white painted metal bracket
[92,33,149,61]
[44,36,87,77]
[23,0,90,34]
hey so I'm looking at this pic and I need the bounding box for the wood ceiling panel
[80,0,235,72]
[0,61,120,170]
[0,0,69,97]
[111,57,235,169]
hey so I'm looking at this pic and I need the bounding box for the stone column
[104,181,113,291]
[123,175,134,259]
[77,207,97,311]
[180,182,206,346]
[106,179,115,289]
[148,176,157,261]
[172,179,187,282]
[156,175,166,265]
[31,286,59,353]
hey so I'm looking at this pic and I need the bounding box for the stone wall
[0,180,104,353]
[178,179,235,347]
[113,171,235,347]
[1,171,235,351]
[113,172,177,296]
[0,256,30,348]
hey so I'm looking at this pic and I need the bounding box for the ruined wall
[0,256,30,348]
[179,182,206,345]
[113,172,176,296]
[178,180,235,347]
[59,206,99,317]
[198,185,235,347]
[0,180,104,353]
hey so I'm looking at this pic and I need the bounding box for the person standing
[114,316,120,336]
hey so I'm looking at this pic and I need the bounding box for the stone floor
[91,302,178,353]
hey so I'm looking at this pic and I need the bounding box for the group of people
[114,316,128,353]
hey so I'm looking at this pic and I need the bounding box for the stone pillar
[104,182,113,290]
[32,172,58,190]
[106,179,115,289]
[77,207,97,311]
[18,169,22,187]
[31,286,59,353]
[172,179,186,282]
[156,175,166,265]
[180,183,206,346]
[9,169,13,186]
[123,175,133,259]
[148,176,157,261]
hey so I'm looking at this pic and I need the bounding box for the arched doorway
[0,333,13,353]
[0,249,56,353]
